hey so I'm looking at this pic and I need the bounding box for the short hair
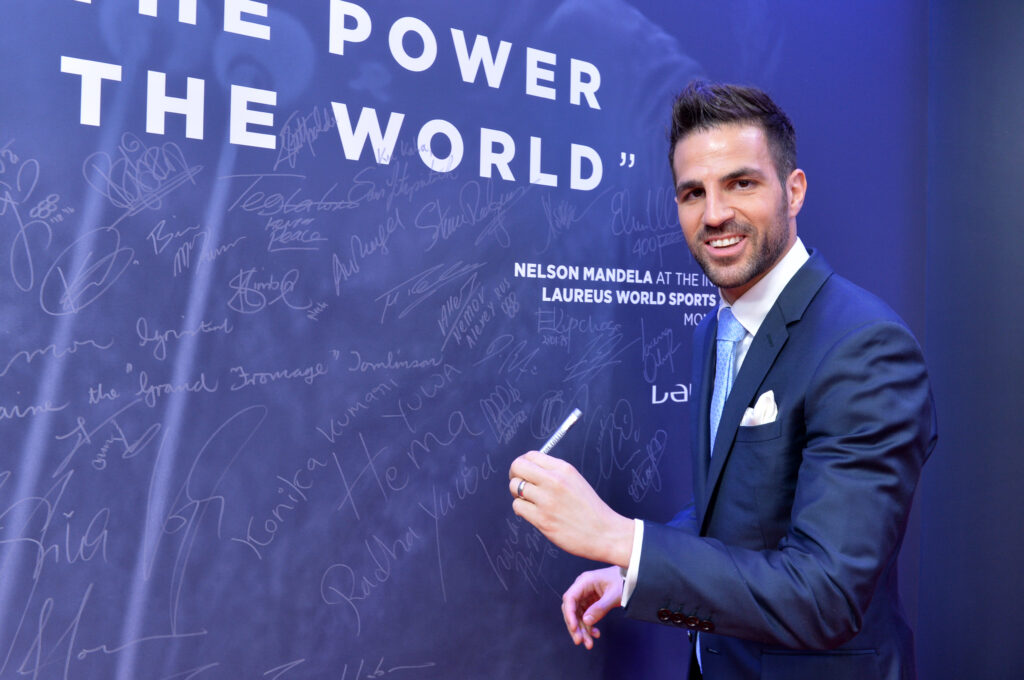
[668,81,797,185]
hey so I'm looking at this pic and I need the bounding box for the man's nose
[703,190,735,228]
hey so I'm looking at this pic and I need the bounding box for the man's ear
[787,168,807,218]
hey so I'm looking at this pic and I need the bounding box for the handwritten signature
[375,260,486,324]
[1,145,53,291]
[275,104,336,171]
[0,337,113,377]
[640,319,682,383]
[609,187,686,266]
[320,528,422,636]
[340,657,437,679]
[228,267,311,314]
[39,226,135,316]
[83,133,202,216]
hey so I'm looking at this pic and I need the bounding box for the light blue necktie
[709,307,746,453]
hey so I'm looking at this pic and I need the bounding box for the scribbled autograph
[38,227,135,316]
[83,133,202,216]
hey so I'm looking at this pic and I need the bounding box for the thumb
[582,587,620,626]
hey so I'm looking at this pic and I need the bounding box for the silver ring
[517,479,527,498]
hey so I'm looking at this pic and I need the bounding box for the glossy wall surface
[0,2,935,678]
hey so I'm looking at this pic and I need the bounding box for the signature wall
[0,2,933,678]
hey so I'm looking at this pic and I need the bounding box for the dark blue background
[2,1,1017,678]
[921,1,1024,678]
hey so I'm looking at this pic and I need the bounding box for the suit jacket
[625,252,937,679]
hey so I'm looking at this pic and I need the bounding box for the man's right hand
[561,565,624,649]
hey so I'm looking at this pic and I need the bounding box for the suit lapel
[697,252,834,533]
[690,314,715,525]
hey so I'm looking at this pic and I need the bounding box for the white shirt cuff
[620,518,644,606]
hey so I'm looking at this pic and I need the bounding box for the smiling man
[508,81,937,679]
[672,119,800,304]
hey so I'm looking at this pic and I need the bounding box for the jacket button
[698,620,715,633]
[684,616,700,629]
[671,612,687,626]
[656,608,672,623]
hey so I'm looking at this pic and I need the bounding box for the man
[508,81,936,679]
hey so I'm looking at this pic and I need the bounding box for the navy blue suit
[625,252,937,679]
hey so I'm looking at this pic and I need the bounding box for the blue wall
[2,1,1004,678]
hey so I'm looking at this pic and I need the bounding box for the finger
[510,497,537,525]
[580,622,594,649]
[510,454,549,485]
[508,477,531,501]
[584,624,601,648]
[509,455,550,485]
[521,450,564,470]
[580,602,610,650]
[582,587,620,628]
[561,581,590,645]
[561,596,583,646]
[508,454,526,481]
[571,603,594,650]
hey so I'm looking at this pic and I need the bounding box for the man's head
[669,82,806,302]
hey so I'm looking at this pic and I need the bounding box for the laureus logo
[651,383,690,404]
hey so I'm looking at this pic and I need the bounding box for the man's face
[672,123,805,303]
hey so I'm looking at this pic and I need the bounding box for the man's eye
[681,188,704,201]
[734,179,753,189]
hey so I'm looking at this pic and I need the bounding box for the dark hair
[668,81,796,185]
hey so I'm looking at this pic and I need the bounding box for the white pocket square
[741,390,777,427]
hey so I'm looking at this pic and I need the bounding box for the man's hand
[508,450,634,567]
[562,566,624,650]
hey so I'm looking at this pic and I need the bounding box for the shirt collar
[717,238,810,336]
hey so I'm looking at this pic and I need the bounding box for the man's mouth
[708,235,744,248]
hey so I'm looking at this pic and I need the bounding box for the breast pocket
[734,419,782,442]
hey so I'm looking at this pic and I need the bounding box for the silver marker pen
[539,408,582,454]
